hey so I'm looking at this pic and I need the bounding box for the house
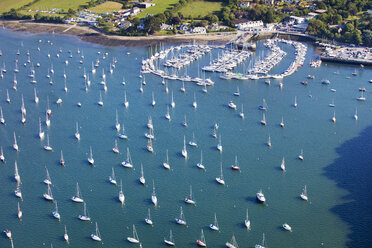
[138,2,155,8]
[131,7,141,16]
[118,21,132,29]
[238,1,250,8]
[160,23,174,30]
[179,24,189,31]
[137,21,145,30]
[191,27,206,34]
[236,20,263,31]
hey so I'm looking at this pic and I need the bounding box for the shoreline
[0,20,236,47]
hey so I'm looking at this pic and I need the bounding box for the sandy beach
[0,20,236,47]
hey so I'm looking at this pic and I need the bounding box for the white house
[179,24,189,31]
[160,23,174,30]
[237,20,263,31]
[191,27,206,34]
[238,1,250,8]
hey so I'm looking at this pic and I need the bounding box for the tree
[362,29,372,47]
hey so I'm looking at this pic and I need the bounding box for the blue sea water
[0,28,371,248]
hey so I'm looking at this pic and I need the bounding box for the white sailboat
[182,136,188,159]
[21,94,26,115]
[354,108,358,120]
[115,110,120,131]
[152,180,158,206]
[46,96,52,116]
[75,122,80,141]
[282,223,292,232]
[261,113,266,126]
[109,167,117,185]
[52,200,61,220]
[165,106,171,121]
[164,230,175,246]
[216,162,225,185]
[43,166,52,185]
[171,91,175,108]
[255,233,266,248]
[152,92,156,107]
[185,185,196,205]
[122,147,133,168]
[119,179,125,204]
[267,135,272,148]
[139,81,143,93]
[193,93,197,109]
[15,185,22,199]
[175,206,186,225]
[147,116,153,130]
[280,116,284,128]
[183,115,188,127]
[181,81,186,93]
[196,150,205,170]
[0,107,4,124]
[60,150,65,166]
[39,117,44,139]
[17,202,22,219]
[231,155,240,170]
[98,91,103,106]
[139,164,146,184]
[147,138,154,153]
[45,112,50,127]
[34,88,39,104]
[234,86,240,96]
[300,185,308,201]
[14,161,20,183]
[64,225,69,243]
[163,149,170,169]
[78,202,90,221]
[357,91,366,101]
[72,182,84,203]
[298,149,304,161]
[228,100,237,110]
[64,79,68,92]
[13,131,19,151]
[118,124,128,139]
[43,184,54,201]
[6,89,10,103]
[88,146,94,165]
[21,111,26,124]
[127,225,140,243]
[43,134,53,151]
[256,189,266,203]
[91,222,102,242]
[124,91,129,108]
[189,133,198,147]
[217,135,223,152]
[196,229,207,247]
[240,104,245,119]
[113,139,120,153]
[0,146,4,163]
[332,111,336,123]
[4,230,11,240]
[165,81,169,94]
[294,96,298,108]
[145,208,153,225]
[226,234,238,248]
[245,208,251,229]
[281,157,286,172]
[209,213,219,231]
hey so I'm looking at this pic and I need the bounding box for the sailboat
[171,91,175,108]
[45,112,50,127]
[88,146,94,165]
[234,86,240,96]
[240,104,245,119]
[0,146,4,163]
[38,117,44,139]
[196,150,205,170]
[280,116,284,128]
[91,222,102,242]
[119,179,125,204]
[43,184,54,201]
[147,116,154,130]
[21,111,26,124]
[43,134,53,151]
[217,135,223,152]
[115,110,120,131]
[354,108,358,120]
[13,131,19,151]
[261,113,267,126]
[75,122,80,141]
[0,107,4,124]
[163,149,170,169]
[165,106,171,121]
[52,200,61,220]
[122,147,133,168]
[202,84,208,93]
[245,208,251,229]
[212,128,217,139]
[185,185,196,205]
[294,96,298,108]
[127,224,140,243]
[139,163,146,184]
[283,223,292,232]
[267,135,272,148]
[64,225,69,243]
[188,133,197,147]
[182,136,188,159]
[193,93,197,109]
[175,206,186,225]
[255,233,266,248]
[357,91,366,101]
[145,208,153,225]
[78,202,90,221]
[14,161,20,183]
[281,157,286,172]
[34,88,39,104]
[6,89,10,103]
[152,92,156,107]
[332,111,336,123]
[165,81,169,94]
[46,96,52,116]
[139,81,143,93]
[231,155,240,170]
[183,115,188,127]
[256,189,266,203]
[72,182,84,203]
[180,81,185,93]
[21,95,26,115]
[147,138,154,153]
[17,202,22,219]
[226,234,238,248]
[258,98,268,111]
[118,124,128,139]
[196,229,207,247]
[4,230,12,240]
[228,100,237,110]
[98,91,103,106]
[216,163,225,185]
[164,230,175,246]
[113,139,120,153]
[298,149,304,160]
[60,150,65,166]
[15,184,22,199]
[124,91,129,108]
[109,167,117,185]
[152,180,158,206]
[209,213,219,231]
[329,98,335,107]
[43,167,52,185]
[300,185,308,201]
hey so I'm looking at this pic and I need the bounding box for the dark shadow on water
[324,125,372,248]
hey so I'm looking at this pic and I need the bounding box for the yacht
[72,182,84,203]
[180,81,185,93]
[196,229,207,247]
[267,135,272,148]
[34,88,39,104]
[228,101,237,110]
[6,89,10,103]
[139,163,146,185]
[14,185,22,199]
[182,115,188,127]
[196,150,205,170]
[52,200,61,220]
[0,146,5,163]
[60,150,65,166]
[39,118,44,139]
[281,157,286,172]
[88,146,94,165]
[145,208,153,225]
[124,91,129,108]
[184,185,196,205]
[14,161,20,183]
[115,110,120,131]
[294,96,297,108]
[109,167,117,185]
[147,139,154,153]
[78,202,90,221]
[188,133,198,147]
[239,104,245,119]
[357,91,366,101]
[261,113,266,126]
[299,149,304,161]
[226,234,238,248]
[113,139,120,154]
[119,180,125,204]
[233,86,240,96]
[256,189,266,203]
[329,98,335,107]
[354,108,358,120]
[193,93,197,109]
[17,202,22,219]
[175,206,186,225]
[165,106,171,121]
[164,230,175,246]
[217,135,223,152]
[43,184,54,201]
[216,163,225,185]
[118,124,128,139]
[0,107,4,124]
[280,116,284,128]
[152,92,156,106]
[75,122,80,141]
[122,147,133,168]
[300,185,308,201]
[151,180,158,206]
[255,233,266,248]
[98,91,103,106]
[182,136,188,159]
[231,155,240,170]
[45,112,50,127]
[245,208,251,229]
[64,225,69,243]
[209,213,219,231]
[43,134,53,151]
[91,222,102,242]
[147,116,154,130]
[43,166,52,185]
[171,91,175,108]
[332,111,336,123]
[163,149,170,169]
[4,230,11,240]
[13,132,19,151]
[127,225,140,243]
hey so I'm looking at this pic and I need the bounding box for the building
[191,27,206,34]
[131,7,141,16]
[179,24,189,31]
[160,23,174,30]
[118,21,132,29]
[238,1,250,8]
[236,20,263,31]
[265,0,274,5]
[138,2,155,8]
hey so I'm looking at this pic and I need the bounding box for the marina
[0,27,371,248]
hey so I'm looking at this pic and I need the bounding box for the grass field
[137,0,179,19]
[179,0,223,18]
[0,0,34,13]
[26,0,90,11]
[88,1,124,13]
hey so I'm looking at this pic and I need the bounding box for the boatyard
[321,46,372,66]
